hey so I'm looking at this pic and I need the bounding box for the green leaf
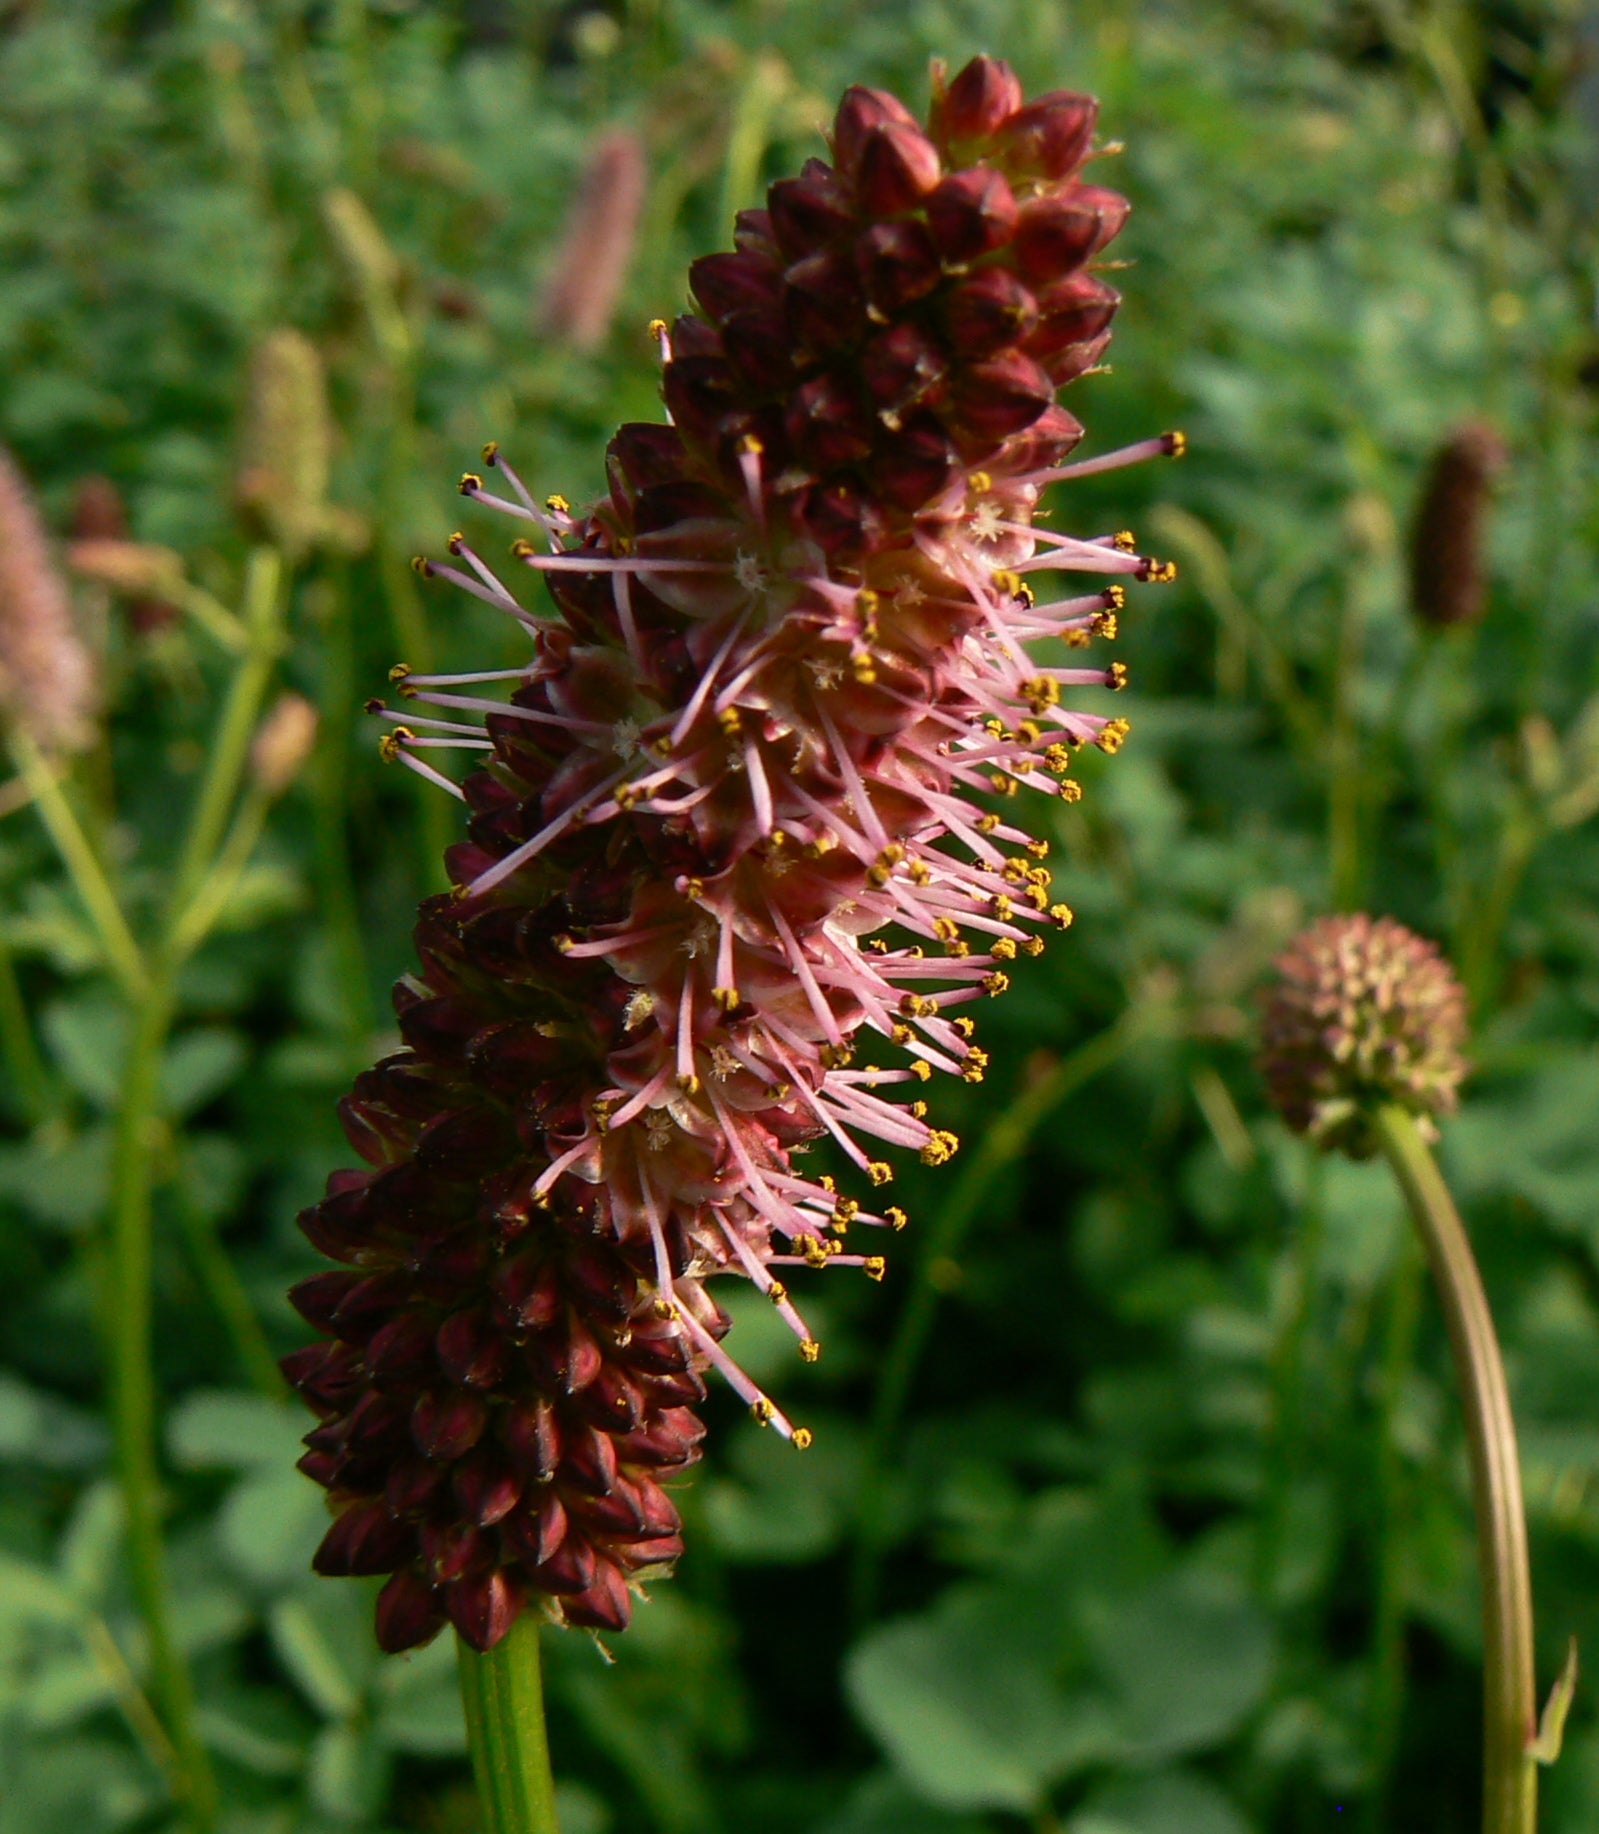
[0,1552,83,1629]
[160,1026,248,1116]
[1531,1636,1580,1765]
[846,1598,1117,1813]
[816,1771,998,1834]
[40,997,127,1108]
[306,1720,390,1822]
[1070,1769,1254,1834]
[268,1593,371,1721]
[167,1390,307,1471]
[218,1467,327,1586]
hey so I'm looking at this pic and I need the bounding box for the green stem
[108,970,218,1833]
[170,1146,284,1400]
[849,1003,1157,1624]
[1374,1105,1537,1834]
[458,1616,563,1834]
[0,924,53,1124]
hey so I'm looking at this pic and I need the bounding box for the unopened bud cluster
[1260,913,1469,1159]
[286,57,1176,1654]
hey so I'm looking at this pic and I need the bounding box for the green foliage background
[1,2,1597,1831]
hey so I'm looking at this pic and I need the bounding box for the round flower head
[285,56,1180,1654]
[1260,913,1469,1159]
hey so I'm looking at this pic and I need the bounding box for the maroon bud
[661,355,743,445]
[1033,329,1112,389]
[420,1517,489,1583]
[451,1450,523,1527]
[563,1316,604,1394]
[940,268,1039,358]
[281,1341,361,1411]
[493,1250,561,1331]
[608,422,690,493]
[854,121,942,216]
[531,1532,597,1597]
[574,1361,644,1433]
[342,1390,409,1454]
[1028,272,1121,360]
[500,1397,561,1482]
[690,250,784,321]
[365,1311,438,1385]
[768,162,857,261]
[436,1307,508,1389]
[720,309,796,391]
[872,414,957,513]
[1012,185,1128,284]
[930,56,1024,146]
[412,1388,489,1461]
[415,1104,514,1175]
[860,323,947,413]
[636,1482,682,1540]
[997,91,1099,180]
[565,1243,637,1320]
[787,372,874,470]
[385,1457,446,1517]
[562,1559,632,1633]
[1003,401,1086,473]
[615,1405,706,1466]
[924,167,1018,262]
[614,1533,685,1573]
[504,1489,569,1567]
[855,220,941,314]
[289,1270,364,1332]
[563,1422,619,1496]
[783,249,867,353]
[375,1568,447,1654]
[796,478,886,560]
[313,1500,412,1577]
[447,1567,525,1651]
[297,1447,344,1488]
[733,206,779,256]
[571,1474,649,1536]
[615,1318,694,1376]
[832,87,918,184]
[950,351,1054,443]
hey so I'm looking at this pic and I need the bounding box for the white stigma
[612,716,642,760]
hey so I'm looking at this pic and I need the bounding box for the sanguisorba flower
[285,56,1179,1654]
[1260,913,1469,1159]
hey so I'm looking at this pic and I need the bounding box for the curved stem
[458,1617,563,1834]
[1374,1105,1537,1834]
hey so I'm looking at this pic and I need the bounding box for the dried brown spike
[1409,420,1507,630]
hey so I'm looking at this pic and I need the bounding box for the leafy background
[1,2,1597,1831]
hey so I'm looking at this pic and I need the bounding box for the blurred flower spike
[285,56,1180,1655]
[1260,913,1470,1160]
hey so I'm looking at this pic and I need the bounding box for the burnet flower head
[284,56,1179,1654]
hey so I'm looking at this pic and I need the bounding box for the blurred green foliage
[1,1,1597,1831]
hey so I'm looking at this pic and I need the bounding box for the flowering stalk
[285,58,1178,1725]
[1262,916,1544,1834]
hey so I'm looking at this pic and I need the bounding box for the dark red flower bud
[661,355,743,445]
[786,371,874,470]
[997,91,1099,180]
[366,1311,440,1385]
[502,1490,568,1568]
[421,1517,490,1583]
[1012,185,1129,284]
[452,1450,524,1527]
[733,206,778,256]
[562,1561,631,1632]
[412,1388,489,1462]
[436,1307,509,1389]
[385,1457,446,1517]
[720,309,796,391]
[500,1397,561,1482]
[832,86,919,184]
[860,323,947,413]
[855,219,942,313]
[614,1533,685,1572]
[690,250,784,321]
[289,1270,363,1333]
[941,268,1039,358]
[783,249,868,353]
[855,121,942,216]
[531,1532,596,1598]
[615,1406,706,1466]
[609,422,690,493]
[924,167,1018,262]
[872,413,958,512]
[375,1568,449,1654]
[562,1422,619,1496]
[1028,272,1121,362]
[1002,401,1086,473]
[494,1250,562,1332]
[1033,330,1112,388]
[950,351,1055,444]
[314,1500,413,1577]
[767,162,857,262]
[930,55,1024,145]
[447,1566,524,1651]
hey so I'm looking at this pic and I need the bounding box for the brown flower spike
[286,57,1176,1655]
[1260,914,1469,1159]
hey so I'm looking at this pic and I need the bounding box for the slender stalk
[849,1003,1156,1624]
[0,925,53,1124]
[458,1616,563,1834]
[170,1146,285,1400]
[1374,1104,1537,1834]
[108,970,218,1832]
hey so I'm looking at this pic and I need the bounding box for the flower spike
[288,56,1168,1652]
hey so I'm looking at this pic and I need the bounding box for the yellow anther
[835,1197,859,1222]
[799,1340,821,1364]
[378,732,401,763]
[951,1017,975,1039]
[740,432,765,455]
[712,986,741,1012]
[864,1256,887,1281]
[819,1175,836,1193]
[932,916,960,943]
[1022,935,1046,956]
[908,860,931,886]
[976,813,1000,834]
[970,471,992,492]
[1105,583,1126,609]
[510,537,537,559]
[768,1281,788,1304]
[992,937,1017,960]
[683,876,705,900]
[1027,839,1049,858]
[910,1059,932,1082]
[983,971,1011,995]
[718,706,742,735]
[1050,904,1075,928]
[1059,779,1083,803]
[910,1100,927,1119]
[614,785,639,809]
[1144,558,1178,584]
[546,494,570,515]
[388,663,412,683]
[1014,581,1035,606]
[885,1207,908,1231]
[919,1130,959,1167]
[867,1162,893,1186]
[1107,662,1129,690]
[751,1397,775,1425]
[1112,528,1136,551]
[555,933,576,953]
[1093,611,1119,640]
[1045,744,1073,774]
[410,555,432,576]
[481,440,500,465]
[851,652,877,684]
[791,1426,814,1449]
[1097,718,1131,754]
[1164,429,1188,457]
[648,317,667,341]
[458,472,483,495]
[1066,628,1091,650]
[652,1297,677,1319]
[992,569,1021,597]
[447,530,466,554]
[676,1072,701,1094]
